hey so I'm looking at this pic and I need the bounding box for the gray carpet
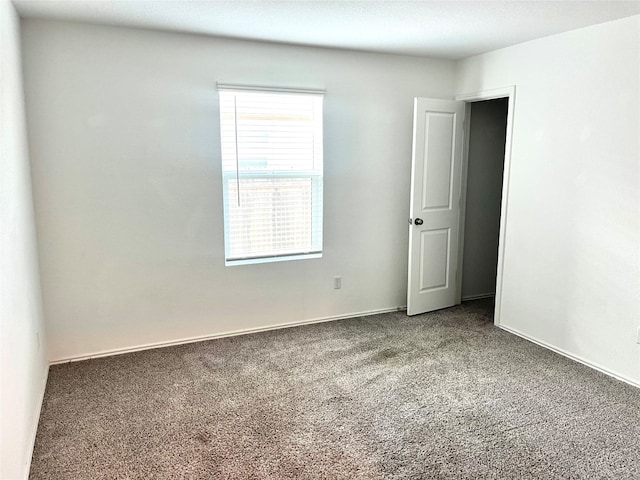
[30,300,640,479]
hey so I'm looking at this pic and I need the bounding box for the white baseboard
[499,324,640,390]
[50,306,408,365]
[49,306,639,390]
[25,366,48,480]
[461,293,495,301]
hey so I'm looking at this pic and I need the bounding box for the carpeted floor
[30,300,640,479]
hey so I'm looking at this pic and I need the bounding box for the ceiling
[13,0,640,59]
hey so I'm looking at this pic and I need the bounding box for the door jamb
[454,86,516,327]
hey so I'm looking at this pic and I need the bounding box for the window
[218,85,324,265]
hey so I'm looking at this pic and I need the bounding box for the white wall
[461,98,508,299]
[21,20,455,361]
[456,15,640,385]
[0,2,48,479]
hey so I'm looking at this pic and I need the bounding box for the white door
[407,98,465,315]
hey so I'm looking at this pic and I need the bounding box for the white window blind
[218,85,324,265]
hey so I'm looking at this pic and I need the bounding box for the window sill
[225,252,322,267]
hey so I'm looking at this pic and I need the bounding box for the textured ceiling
[13,0,640,59]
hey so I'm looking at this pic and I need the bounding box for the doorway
[456,86,515,326]
[459,98,508,303]
[406,87,515,324]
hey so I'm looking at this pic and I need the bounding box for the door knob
[414,218,423,225]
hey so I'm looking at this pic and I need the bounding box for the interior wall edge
[499,325,640,390]
[49,305,407,365]
[461,293,495,302]
[24,370,49,480]
[0,1,49,478]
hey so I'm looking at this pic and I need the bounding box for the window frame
[217,84,325,266]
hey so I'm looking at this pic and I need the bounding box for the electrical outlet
[334,276,342,289]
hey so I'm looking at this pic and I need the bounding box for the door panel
[419,228,450,291]
[407,98,464,316]
[422,113,455,210]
